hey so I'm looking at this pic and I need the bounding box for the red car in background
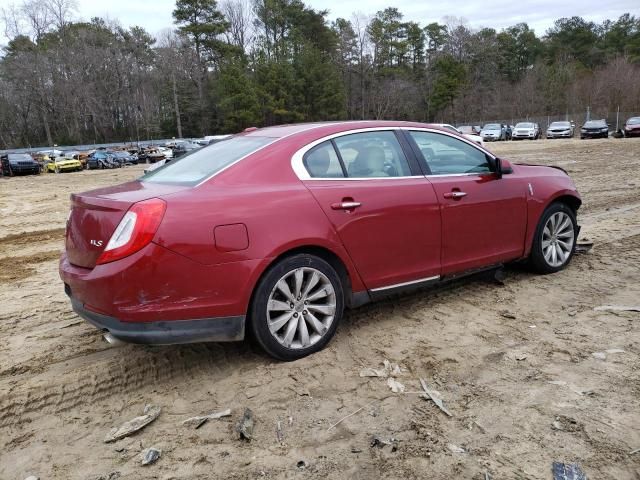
[60,121,581,360]
[623,116,640,137]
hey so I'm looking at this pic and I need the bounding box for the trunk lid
[65,180,187,268]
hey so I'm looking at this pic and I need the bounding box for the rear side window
[333,131,412,178]
[142,136,273,185]
[409,131,492,175]
[303,141,345,178]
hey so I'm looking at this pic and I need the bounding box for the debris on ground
[552,461,587,480]
[276,420,284,443]
[515,354,528,361]
[296,460,308,469]
[351,446,363,453]
[182,408,232,429]
[141,447,161,466]
[594,305,640,313]
[447,443,465,454]
[575,241,594,254]
[237,408,255,441]
[419,378,452,417]
[629,448,640,455]
[91,472,121,480]
[371,435,397,450]
[104,405,161,443]
[24,476,39,480]
[592,349,625,361]
[387,377,405,393]
[500,311,516,319]
[359,359,402,378]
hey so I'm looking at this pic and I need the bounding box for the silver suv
[512,122,541,140]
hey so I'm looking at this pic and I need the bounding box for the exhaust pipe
[103,332,125,346]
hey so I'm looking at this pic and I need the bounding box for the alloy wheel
[266,267,336,350]
[541,211,575,267]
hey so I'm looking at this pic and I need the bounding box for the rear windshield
[515,122,534,128]
[584,120,606,127]
[141,136,273,185]
[627,117,640,125]
[550,122,570,128]
[483,124,501,130]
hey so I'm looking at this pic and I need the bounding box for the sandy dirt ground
[1,138,639,480]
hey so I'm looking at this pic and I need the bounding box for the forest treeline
[1,0,639,148]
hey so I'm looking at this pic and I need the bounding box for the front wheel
[249,254,344,361]
[529,202,577,274]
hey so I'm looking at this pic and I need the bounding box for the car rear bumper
[70,296,244,344]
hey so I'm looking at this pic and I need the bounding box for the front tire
[529,202,577,274]
[249,254,344,361]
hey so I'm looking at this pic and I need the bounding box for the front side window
[409,131,492,175]
[333,131,412,178]
[142,136,272,185]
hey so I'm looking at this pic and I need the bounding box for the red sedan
[60,121,581,360]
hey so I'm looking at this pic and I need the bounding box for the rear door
[299,130,441,291]
[405,130,527,275]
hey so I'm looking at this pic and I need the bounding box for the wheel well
[248,246,355,314]
[554,195,582,214]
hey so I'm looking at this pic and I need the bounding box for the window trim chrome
[291,126,497,181]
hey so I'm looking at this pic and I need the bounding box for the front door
[406,130,527,275]
[300,130,441,290]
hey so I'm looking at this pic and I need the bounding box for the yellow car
[45,156,83,173]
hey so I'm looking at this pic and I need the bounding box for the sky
[64,0,640,38]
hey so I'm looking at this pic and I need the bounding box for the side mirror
[494,158,513,178]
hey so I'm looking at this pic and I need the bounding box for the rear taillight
[96,198,166,265]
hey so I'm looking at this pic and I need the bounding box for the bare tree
[220,0,254,52]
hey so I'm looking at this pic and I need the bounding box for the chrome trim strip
[291,126,496,181]
[304,175,424,181]
[370,275,440,292]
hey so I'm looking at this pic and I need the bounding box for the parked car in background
[480,123,506,141]
[512,122,541,140]
[623,117,640,137]
[1,153,41,176]
[63,151,91,169]
[87,151,120,169]
[197,134,233,146]
[45,153,83,173]
[546,121,575,139]
[157,147,174,159]
[172,140,201,158]
[60,121,581,360]
[110,150,138,166]
[433,124,484,146]
[580,119,609,139]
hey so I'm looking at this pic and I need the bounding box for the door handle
[331,201,362,210]
[443,191,467,200]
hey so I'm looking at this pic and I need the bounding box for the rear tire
[529,202,577,274]
[249,254,344,361]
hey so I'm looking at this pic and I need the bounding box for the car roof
[241,120,445,140]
